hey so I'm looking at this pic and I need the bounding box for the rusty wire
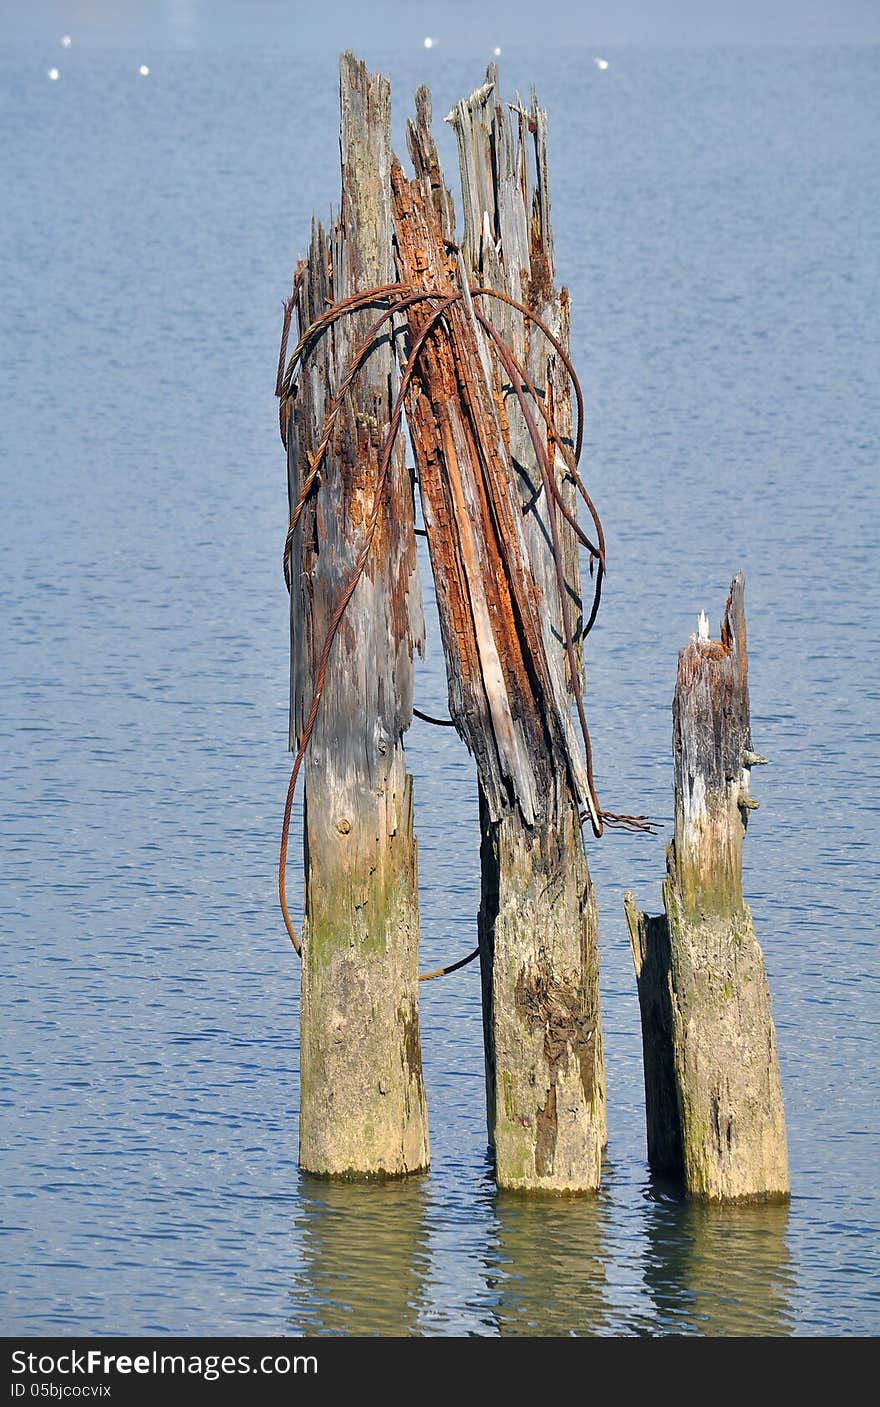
[282,289,451,592]
[279,282,602,597]
[277,265,306,447]
[279,282,409,401]
[279,293,460,962]
[277,271,654,973]
[418,946,481,981]
[475,312,602,835]
[275,298,294,401]
[278,281,592,581]
[279,281,598,607]
[473,312,607,644]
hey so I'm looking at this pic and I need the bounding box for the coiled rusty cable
[278,282,584,449]
[277,275,653,973]
[279,282,409,400]
[474,313,606,641]
[475,313,602,835]
[283,289,450,592]
[280,281,591,593]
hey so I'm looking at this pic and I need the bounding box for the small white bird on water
[594,56,609,70]
[139,65,150,77]
[61,35,72,48]
[423,36,434,49]
[48,67,60,80]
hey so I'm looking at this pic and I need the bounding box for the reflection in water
[290,1177,431,1336]
[640,1181,795,1336]
[488,1190,610,1336]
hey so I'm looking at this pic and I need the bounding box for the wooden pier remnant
[278,55,647,1191]
[451,73,607,1189]
[392,79,605,1191]
[625,575,789,1201]
[283,54,429,1177]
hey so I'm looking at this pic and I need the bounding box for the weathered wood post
[448,71,606,1191]
[625,574,789,1201]
[285,54,429,1177]
[392,83,604,1191]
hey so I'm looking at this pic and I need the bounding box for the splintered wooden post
[625,574,789,1201]
[446,70,605,1188]
[393,84,604,1192]
[623,897,683,1177]
[286,53,429,1177]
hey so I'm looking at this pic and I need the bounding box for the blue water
[1,35,878,1336]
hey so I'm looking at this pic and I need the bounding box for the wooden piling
[392,83,605,1191]
[286,53,429,1177]
[625,575,789,1201]
[449,72,607,1190]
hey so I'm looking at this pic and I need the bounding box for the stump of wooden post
[287,54,429,1177]
[625,574,789,1201]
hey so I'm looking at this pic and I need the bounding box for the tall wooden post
[392,84,604,1192]
[625,575,789,1201]
[448,70,606,1191]
[287,54,429,1177]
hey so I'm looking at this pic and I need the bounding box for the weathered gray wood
[393,92,590,827]
[287,53,428,1177]
[627,575,789,1201]
[447,71,606,1189]
[447,69,582,691]
[392,85,603,1190]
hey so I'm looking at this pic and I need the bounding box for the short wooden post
[626,574,789,1201]
[286,53,429,1177]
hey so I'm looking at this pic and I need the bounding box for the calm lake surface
[1,35,878,1336]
